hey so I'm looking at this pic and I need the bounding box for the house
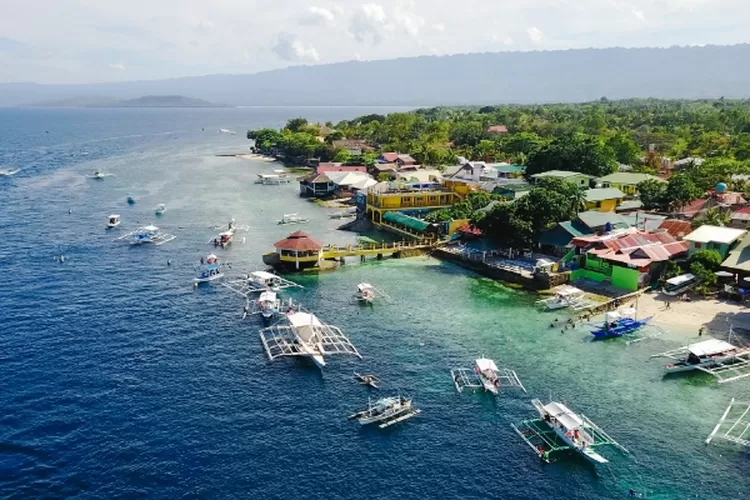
[683,225,747,258]
[394,169,443,184]
[673,157,705,169]
[369,163,398,178]
[656,219,693,240]
[730,207,750,229]
[531,170,593,188]
[493,182,532,200]
[489,163,525,178]
[584,188,626,212]
[332,139,373,156]
[326,171,377,195]
[720,232,750,279]
[395,154,417,167]
[570,231,689,291]
[621,212,667,232]
[316,163,367,174]
[299,173,335,198]
[675,183,747,219]
[538,212,631,255]
[615,200,644,213]
[597,172,666,196]
[365,185,460,227]
[486,125,509,134]
[378,152,400,163]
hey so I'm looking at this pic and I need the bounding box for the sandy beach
[625,291,750,334]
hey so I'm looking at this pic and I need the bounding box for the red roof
[732,206,750,222]
[316,164,367,174]
[575,230,688,268]
[658,219,693,239]
[458,223,482,236]
[487,125,509,134]
[274,231,323,251]
[380,152,399,162]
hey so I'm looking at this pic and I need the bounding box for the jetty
[262,231,435,271]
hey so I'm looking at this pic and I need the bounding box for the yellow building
[597,172,666,196]
[366,188,459,224]
[584,188,626,212]
[441,179,475,199]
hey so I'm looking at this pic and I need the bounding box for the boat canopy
[544,402,584,431]
[665,273,696,287]
[109,214,120,219]
[251,270,278,281]
[143,225,158,232]
[688,339,736,357]
[475,358,499,372]
[606,307,637,320]
[357,282,374,291]
[259,290,277,302]
[288,312,324,342]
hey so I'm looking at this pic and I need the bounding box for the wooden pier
[320,240,435,260]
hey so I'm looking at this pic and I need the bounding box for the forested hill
[4,44,750,107]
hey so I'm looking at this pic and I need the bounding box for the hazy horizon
[2,0,750,85]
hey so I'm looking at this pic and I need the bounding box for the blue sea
[1,107,749,499]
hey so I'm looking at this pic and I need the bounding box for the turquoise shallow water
[1,108,749,499]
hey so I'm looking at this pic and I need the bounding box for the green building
[530,170,593,188]
[683,225,746,259]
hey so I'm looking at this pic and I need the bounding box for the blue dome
[716,182,728,193]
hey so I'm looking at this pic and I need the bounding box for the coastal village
[249,118,750,338]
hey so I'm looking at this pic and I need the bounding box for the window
[694,242,702,249]
[595,201,602,208]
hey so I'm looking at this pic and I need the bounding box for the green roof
[576,211,630,230]
[489,163,526,174]
[538,221,589,247]
[531,170,593,179]
[584,188,626,202]
[721,234,750,272]
[383,211,430,232]
[598,172,666,185]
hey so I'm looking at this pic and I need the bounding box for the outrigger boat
[537,286,588,311]
[194,254,224,285]
[330,209,357,220]
[277,213,308,225]
[591,307,652,341]
[127,193,135,205]
[512,399,628,465]
[0,168,21,177]
[224,271,303,299]
[451,358,526,395]
[89,170,113,180]
[651,334,750,384]
[259,311,361,369]
[347,396,421,429]
[243,294,297,321]
[354,372,381,389]
[116,225,176,246]
[354,282,390,304]
[255,173,291,185]
[211,218,246,248]
[705,398,750,449]
[106,214,121,229]
[155,204,167,216]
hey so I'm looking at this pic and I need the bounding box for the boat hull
[194,273,224,284]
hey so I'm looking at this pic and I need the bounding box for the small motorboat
[127,193,135,205]
[107,214,121,229]
[155,204,167,216]
[347,396,421,428]
[194,254,224,285]
[354,283,390,304]
[354,372,381,389]
[277,213,309,225]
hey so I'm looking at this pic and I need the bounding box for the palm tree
[692,207,731,229]
[571,188,588,215]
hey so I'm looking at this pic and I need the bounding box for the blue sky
[1,0,748,84]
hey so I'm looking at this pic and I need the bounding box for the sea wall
[432,248,569,291]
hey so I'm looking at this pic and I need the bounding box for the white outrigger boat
[89,170,113,180]
[116,225,176,246]
[210,218,248,248]
[330,209,357,220]
[705,398,750,449]
[354,282,390,304]
[353,372,381,389]
[451,358,526,395]
[194,254,224,285]
[155,204,167,216]
[0,168,21,177]
[512,399,628,465]
[224,271,303,301]
[651,336,750,384]
[347,396,421,429]
[277,213,309,225]
[259,311,361,369]
[256,173,291,185]
[106,214,121,229]
[537,286,589,311]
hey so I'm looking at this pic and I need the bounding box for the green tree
[449,122,486,147]
[606,133,641,165]
[285,117,309,133]
[333,149,351,163]
[247,128,283,149]
[377,172,391,182]
[691,207,731,229]
[525,133,617,177]
[636,179,667,210]
[689,249,723,272]
[424,209,452,223]
[690,262,718,295]
[663,175,701,210]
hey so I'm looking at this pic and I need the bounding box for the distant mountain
[5,45,750,107]
[29,95,227,108]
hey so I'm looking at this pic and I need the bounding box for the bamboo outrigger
[451,358,526,395]
[705,398,750,448]
[347,396,421,429]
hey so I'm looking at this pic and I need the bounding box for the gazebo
[274,231,324,269]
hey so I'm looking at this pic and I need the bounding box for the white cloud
[108,62,126,71]
[349,3,391,44]
[503,36,514,46]
[527,26,544,45]
[632,9,646,22]
[271,32,320,62]
[299,6,336,26]
[432,23,445,32]
[393,3,425,37]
